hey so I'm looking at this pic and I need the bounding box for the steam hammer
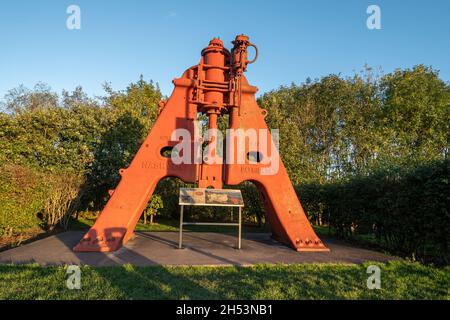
[74,35,329,253]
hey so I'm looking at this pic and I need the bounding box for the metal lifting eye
[247,43,258,64]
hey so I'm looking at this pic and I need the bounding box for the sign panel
[179,188,244,207]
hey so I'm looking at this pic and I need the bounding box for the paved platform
[0,231,398,266]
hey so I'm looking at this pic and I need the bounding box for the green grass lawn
[0,262,448,300]
[3,218,447,300]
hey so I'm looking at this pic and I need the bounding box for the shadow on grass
[4,260,447,299]
[55,227,224,299]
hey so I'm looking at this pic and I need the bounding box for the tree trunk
[144,212,147,224]
[150,214,154,225]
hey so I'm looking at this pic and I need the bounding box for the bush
[299,159,450,265]
[41,174,84,230]
[0,165,48,236]
[142,195,164,225]
[0,164,83,236]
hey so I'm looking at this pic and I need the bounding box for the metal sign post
[178,188,244,250]
[178,205,184,249]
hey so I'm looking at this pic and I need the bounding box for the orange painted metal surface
[74,35,329,252]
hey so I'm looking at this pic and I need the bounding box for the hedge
[0,164,83,237]
[298,159,449,265]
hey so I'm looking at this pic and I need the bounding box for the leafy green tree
[2,83,58,114]
[259,65,448,184]
[84,76,162,208]
[143,195,164,225]
[377,65,449,165]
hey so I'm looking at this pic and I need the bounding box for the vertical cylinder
[202,38,225,107]
[209,113,218,130]
[198,38,227,189]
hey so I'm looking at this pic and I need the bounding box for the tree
[2,83,58,114]
[143,195,164,224]
[378,65,449,165]
[84,76,162,208]
[258,65,448,184]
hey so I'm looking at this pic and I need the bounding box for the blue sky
[0,0,449,99]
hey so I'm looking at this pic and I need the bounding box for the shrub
[0,165,48,236]
[0,164,83,236]
[299,159,450,265]
[143,195,164,225]
[41,174,84,230]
